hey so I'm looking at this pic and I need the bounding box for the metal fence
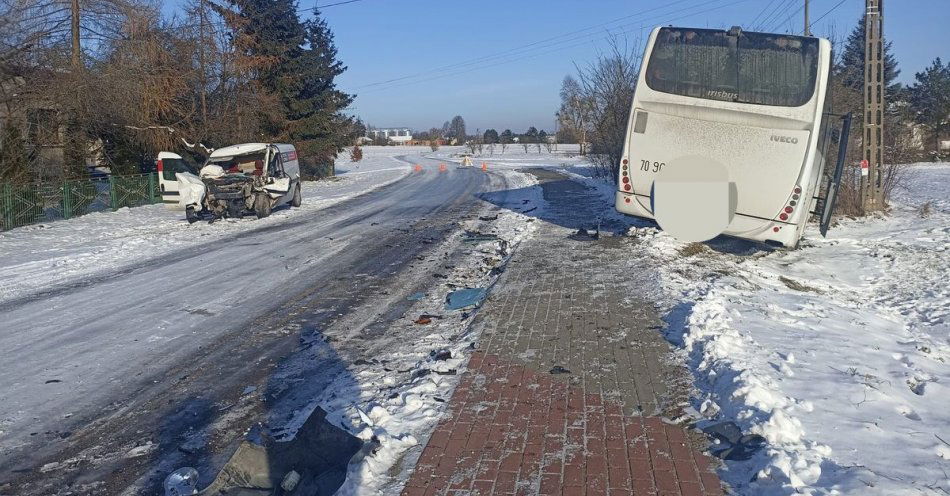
[1,173,159,231]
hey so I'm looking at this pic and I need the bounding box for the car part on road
[163,467,199,496]
[701,420,768,461]
[192,407,361,496]
[430,349,452,361]
[445,287,487,310]
[185,207,200,224]
[462,230,499,243]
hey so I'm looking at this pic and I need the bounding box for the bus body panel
[616,26,832,248]
[625,110,811,221]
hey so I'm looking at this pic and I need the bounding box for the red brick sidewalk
[402,352,720,495]
[401,171,722,495]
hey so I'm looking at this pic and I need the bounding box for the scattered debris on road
[186,407,360,495]
[430,349,452,361]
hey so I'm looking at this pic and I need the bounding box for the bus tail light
[779,213,789,221]
[622,177,629,184]
[157,159,164,172]
[784,206,793,214]
[624,184,631,192]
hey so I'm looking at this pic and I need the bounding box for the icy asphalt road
[0,156,502,493]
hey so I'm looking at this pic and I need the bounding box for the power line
[357,0,753,95]
[748,0,781,29]
[771,2,805,32]
[354,0,701,90]
[756,0,795,31]
[809,0,850,28]
[356,0,749,91]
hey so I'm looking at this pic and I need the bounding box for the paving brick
[399,172,726,496]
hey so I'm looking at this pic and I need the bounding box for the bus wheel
[254,194,272,219]
[291,183,302,207]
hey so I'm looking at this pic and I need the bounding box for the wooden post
[70,0,81,68]
[862,0,885,212]
[804,0,811,36]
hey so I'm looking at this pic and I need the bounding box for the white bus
[616,26,850,248]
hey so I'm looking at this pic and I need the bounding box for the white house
[368,128,413,145]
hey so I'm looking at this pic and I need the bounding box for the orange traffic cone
[414,164,422,172]
[481,162,488,172]
[439,163,447,172]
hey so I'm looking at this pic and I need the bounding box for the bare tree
[558,75,593,155]
[449,115,465,145]
[573,37,642,180]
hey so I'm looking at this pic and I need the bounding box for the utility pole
[198,0,208,128]
[862,0,885,212]
[804,0,811,36]
[70,0,81,68]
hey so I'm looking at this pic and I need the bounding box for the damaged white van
[161,143,303,223]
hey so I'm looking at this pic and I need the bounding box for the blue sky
[167,0,949,132]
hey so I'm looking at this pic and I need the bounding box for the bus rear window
[645,28,820,107]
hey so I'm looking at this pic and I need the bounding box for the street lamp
[554,112,560,152]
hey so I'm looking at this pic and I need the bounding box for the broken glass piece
[445,288,487,310]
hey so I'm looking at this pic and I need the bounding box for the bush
[350,145,363,162]
[430,141,439,152]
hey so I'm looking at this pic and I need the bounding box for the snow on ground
[426,144,587,169]
[0,146,416,302]
[292,169,546,495]
[612,163,950,495]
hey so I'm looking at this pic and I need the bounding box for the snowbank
[625,162,950,494]
[0,147,413,302]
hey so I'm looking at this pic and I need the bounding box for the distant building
[367,127,413,145]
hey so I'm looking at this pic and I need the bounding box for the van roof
[209,143,269,158]
[208,143,296,159]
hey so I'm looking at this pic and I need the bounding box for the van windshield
[645,27,820,107]
[207,153,267,175]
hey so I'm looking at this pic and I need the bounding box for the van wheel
[186,207,200,224]
[254,194,272,219]
[291,183,302,207]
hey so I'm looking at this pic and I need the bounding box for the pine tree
[0,122,30,184]
[287,13,355,176]
[219,0,354,178]
[483,129,499,144]
[837,16,901,100]
[908,58,950,155]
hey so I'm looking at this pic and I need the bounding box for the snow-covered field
[620,163,950,495]
[0,147,416,302]
[427,143,587,169]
